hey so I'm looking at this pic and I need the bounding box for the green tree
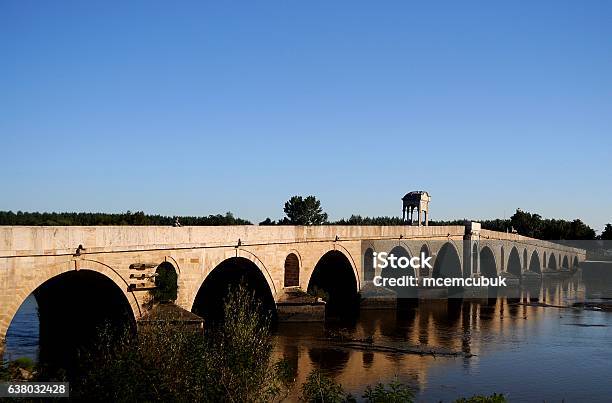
[600,224,612,240]
[363,377,414,402]
[300,369,351,403]
[568,219,596,240]
[213,284,288,402]
[509,209,596,240]
[510,209,542,238]
[283,196,328,225]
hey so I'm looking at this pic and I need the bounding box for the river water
[3,295,39,362]
[5,275,612,402]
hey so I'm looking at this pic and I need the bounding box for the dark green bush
[300,369,352,403]
[363,377,414,402]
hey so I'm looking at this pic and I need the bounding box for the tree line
[0,211,251,226]
[331,210,603,240]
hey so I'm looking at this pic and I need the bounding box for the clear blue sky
[1,1,611,232]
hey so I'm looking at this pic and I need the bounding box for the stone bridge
[0,225,586,355]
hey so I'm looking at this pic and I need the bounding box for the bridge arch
[573,256,579,268]
[548,253,557,270]
[479,245,497,278]
[523,249,528,270]
[420,243,431,258]
[398,242,416,257]
[2,259,140,343]
[507,247,522,277]
[432,242,462,279]
[302,246,358,292]
[377,245,416,298]
[382,245,415,281]
[562,255,570,270]
[307,250,359,315]
[528,251,542,274]
[543,251,547,269]
[191,256,276,322]
[3,260,137,374]
[235,249,278,296]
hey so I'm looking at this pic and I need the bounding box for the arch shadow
[432,242,462,279]
[529,251,542,274]
[480,246,497,278]
[507,247,522,277]
[548,254,557,270]
[308,250,359,319]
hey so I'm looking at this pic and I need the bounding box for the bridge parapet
[479,229,586,255]
[0,225,467,257]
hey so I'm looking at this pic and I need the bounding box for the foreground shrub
[73,284,290,402]
[211,283,288,402]
[300,371,416,403]
[300,369,351,403]
[363,377,414,402]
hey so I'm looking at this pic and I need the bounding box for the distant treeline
[0,208,604,240]
[330,210,598,240]
[0,211,251,226]
[331,215,510,231]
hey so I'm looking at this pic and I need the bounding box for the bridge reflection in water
[273,276,612,402]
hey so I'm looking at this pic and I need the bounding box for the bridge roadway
[0,225,586,354]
